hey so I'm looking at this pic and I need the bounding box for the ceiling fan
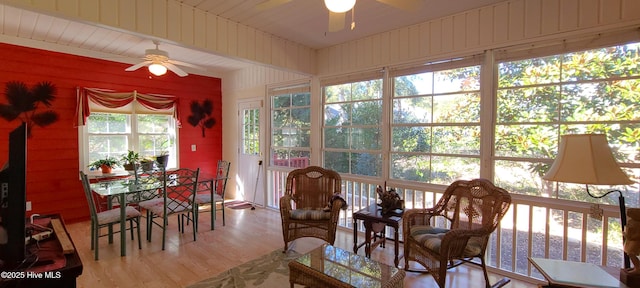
[256,0,422,32]
[125,41,199,77]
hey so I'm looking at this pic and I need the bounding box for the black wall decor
[0,81,60,137]
[187,99,216,137]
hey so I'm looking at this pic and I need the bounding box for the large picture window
[495,42,640,205]
[270,84,311,168]
[76,88,180,172]
[83,113,177,171]
[323,78,383,177]
[391,64,481,185]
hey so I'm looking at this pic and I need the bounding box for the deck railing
[265,169,625,281]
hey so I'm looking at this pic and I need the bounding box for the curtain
[75,87,180,126]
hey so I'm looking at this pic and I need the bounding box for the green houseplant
[121,150,140,171]
[89,157,120,174]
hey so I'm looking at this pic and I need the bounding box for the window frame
[78,111,179,173]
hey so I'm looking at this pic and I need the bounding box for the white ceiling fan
[256,0,422,32]
[125,41,199,77]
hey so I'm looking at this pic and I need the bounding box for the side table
[528,257,628,288]
[353,204,403,267]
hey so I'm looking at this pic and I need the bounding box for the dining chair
[138,168,200,250]
[79,171,142,260]
[192,160,230,230]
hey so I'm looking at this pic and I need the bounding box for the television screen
[0,122,27,269]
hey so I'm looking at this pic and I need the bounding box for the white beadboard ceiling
[0,0,509,76]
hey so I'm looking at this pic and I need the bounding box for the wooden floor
[65,207,540,288]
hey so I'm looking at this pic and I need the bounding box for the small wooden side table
[353,204,403,267]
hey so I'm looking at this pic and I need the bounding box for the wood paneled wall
[316,0,640,75]
[0,43,222,223]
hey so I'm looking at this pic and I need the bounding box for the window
[323,78,383,177]
[82,112,177,171]
[270,84,311,168]
[495,42,640,204]
[391,64,482,184]
[243,109,260,156]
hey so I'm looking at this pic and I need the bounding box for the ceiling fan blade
[164,62,188,77]
[255,0,292,10]
[328,11,346,32]
[377,0,422,10]
[125,61,152,71]
[168,59,202,70]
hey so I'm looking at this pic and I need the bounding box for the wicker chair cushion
[289,208,331,220]
[410,225,482,257]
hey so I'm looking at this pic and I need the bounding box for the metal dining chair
[138,168,200,250]
[192,160,230,230]
[79,171,142,260]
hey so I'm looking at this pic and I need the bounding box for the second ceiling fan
[257,0,422,32]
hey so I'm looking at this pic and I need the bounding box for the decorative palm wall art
[187,99,216,137]
[0,81,60,137]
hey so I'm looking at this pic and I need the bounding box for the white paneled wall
[316,0,640,75]
[7,0,316,75]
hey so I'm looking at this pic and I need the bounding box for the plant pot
[155,155,169,169]
[140,161,154,171]
[100,164,113,174]
[123,163,137,171]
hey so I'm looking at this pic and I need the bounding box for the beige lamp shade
[543,134,633,185]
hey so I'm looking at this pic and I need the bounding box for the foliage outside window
[495,42,640,206]
[323,79,383,177]
[392,65,481,185]
[85,113,177,170]
[271,91,311,167]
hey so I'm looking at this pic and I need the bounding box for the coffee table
[289,244,405,288]
[353,204,403,267]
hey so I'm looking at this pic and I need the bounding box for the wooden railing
[265,169,625,282]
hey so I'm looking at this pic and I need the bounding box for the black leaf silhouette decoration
[0,81,60,137]
[187,99,216,137]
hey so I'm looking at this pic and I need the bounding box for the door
[237,100,264,206]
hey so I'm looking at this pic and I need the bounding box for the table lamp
[543,134,634,269]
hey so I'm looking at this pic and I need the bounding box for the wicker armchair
[280,166,344,252]
[403,178,512,288]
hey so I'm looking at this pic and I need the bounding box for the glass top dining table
[89,170,222,256]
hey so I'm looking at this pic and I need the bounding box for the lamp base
[620,268,640,286]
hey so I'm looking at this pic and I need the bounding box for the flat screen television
[0,122,27,269]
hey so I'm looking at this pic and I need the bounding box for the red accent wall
[0,43,222,223]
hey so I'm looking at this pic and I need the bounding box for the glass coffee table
[289,244,405,288]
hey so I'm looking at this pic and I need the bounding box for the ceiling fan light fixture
[148,63,167,76]
[324,0,355,13]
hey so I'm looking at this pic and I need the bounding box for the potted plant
[89,157,120,174]
[155,150,170,169]
[140,156,155,171]
[121,150,140,171]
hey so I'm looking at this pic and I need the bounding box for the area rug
[187,249,301,288]
[224,200,254,210]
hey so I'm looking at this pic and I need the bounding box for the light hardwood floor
[65,207,539,288]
